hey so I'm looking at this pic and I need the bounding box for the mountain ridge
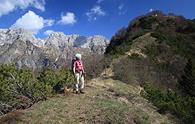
[0,28,109,50]
[105,11,195,123]
[0,28,109,69]
[0,11,194,124]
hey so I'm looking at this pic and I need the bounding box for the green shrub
[0,64,47,114]
[142,83,195,124]
[38,67,75,93]
[179,59,195,97]
[128,53,142,60]
[106,41,133,57]
[139,16,157,29]
[0,64,75,115]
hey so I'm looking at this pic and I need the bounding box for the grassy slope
[0,78,176,124]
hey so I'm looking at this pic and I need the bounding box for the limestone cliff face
[44,32,109,54]
[76,35,109,54]
[0,28,109,69]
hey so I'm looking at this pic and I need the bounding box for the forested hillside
[105,11,195,123]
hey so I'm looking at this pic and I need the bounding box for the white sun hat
[75,53,82,59]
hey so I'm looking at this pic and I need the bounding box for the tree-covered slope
[105,11,195,123]
[106,11,195,93]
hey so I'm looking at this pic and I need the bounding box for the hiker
[73,54,85,94]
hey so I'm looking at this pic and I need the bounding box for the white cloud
[97,0,104,4]
[118,3,126,15]
[58,12,76,25]
[0,0,45,17]
[149,8,154,12]
[33,0,45,11]
[12,11,54,34]
[86,6,106,21]
[44,30,54,36]
[118,4,124,10]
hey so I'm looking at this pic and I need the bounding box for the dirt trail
[0,78,176,124]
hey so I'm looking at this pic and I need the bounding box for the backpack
[71,58,76,71]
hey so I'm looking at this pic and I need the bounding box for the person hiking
[73,54,85,94]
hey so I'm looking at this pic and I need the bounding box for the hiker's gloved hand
[82,71,86,75]
[82,71,86,77]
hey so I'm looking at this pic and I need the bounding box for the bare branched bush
[113,56,178,89]
[83,54,105,78]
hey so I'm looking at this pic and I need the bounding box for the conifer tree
[179,59,195,96]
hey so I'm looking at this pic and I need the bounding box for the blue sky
[0,0,195,39]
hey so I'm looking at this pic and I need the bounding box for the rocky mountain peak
[45,32,80,48]
[0,28,36,45]
[77,35,109,54]
[0,28,109,69]
[0,28,109,52]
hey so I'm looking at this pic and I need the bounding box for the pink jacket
[73,60,84,72]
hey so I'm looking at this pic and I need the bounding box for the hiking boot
[76,91,79,94]
[80,90,85,94]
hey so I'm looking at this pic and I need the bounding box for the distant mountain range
[0,28,109,69]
